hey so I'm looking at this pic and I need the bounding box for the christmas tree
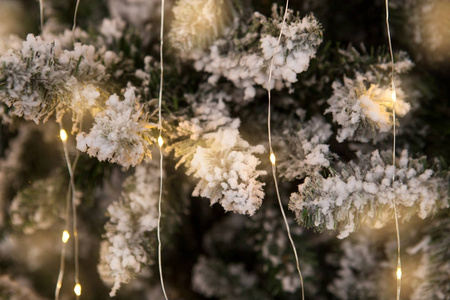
[0,0,448,299]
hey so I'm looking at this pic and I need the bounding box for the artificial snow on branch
[0,34,116,124]
[407,215,450,300]
[98,162,160,296]
[289,149,449,238]
[169,87,267,215]
[192,255,270,300]
[0,275,45,300]
[0,0,448,299]
[9,177,64,234]
[189,127,266,216]
[76,86,157,168]
[278,115,334,181]
[326,72,410,143]
[169,0,236,55]
[170,4,323,100]
[327,227,394,299]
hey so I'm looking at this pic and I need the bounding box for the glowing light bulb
[60,129,68,142]
[392,90,396,102]
[74,283,82,296]
[62,230,70,243]
[158,136,164,147]
[396,267,402,280]
[270,152,276,165]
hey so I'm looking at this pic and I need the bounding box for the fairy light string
[55,129,71,300]
[385,0,402,299]
[72,0,81,34]
[72,153,81,299]
[56,2,84,298]
[157,1,169,299]
[44,0,72,294]
[266,1,305,299]
[71,2,83,297]
[39,0,44,35]
[56,125,82,299]
[45,0,80,297]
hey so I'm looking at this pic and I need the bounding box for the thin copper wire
[39,0,44,34]
[385,1,402,299]
[157,1,169,299]
[266,1,305,299]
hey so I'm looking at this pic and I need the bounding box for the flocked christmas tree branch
[0,0,448,299]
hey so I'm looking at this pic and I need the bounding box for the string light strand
[70,2,83,296]
[55,235,67,300]
[55,173,71,300]
[158,0,164,132]
[55,128,81,299]
[385,1,402,299]
[266,1,305,299]
[57,125,82,299]
[386,0,396,96]
[72,0,81,34]
[39,0,44,35]
[157,1,169,299]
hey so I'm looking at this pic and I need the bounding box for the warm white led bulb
[270,152,276,165]
[60,129,68,142]
[392,90,396,102]
[74,283,82,296]
[396,267,402,280]
[158,136,164,147]
[62,230,70,243]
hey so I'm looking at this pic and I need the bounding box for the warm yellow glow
[270,152,276,165]
[0,1,27,37]
[396,267,402,280]
[74,283,82,296]
[60,129,68,142]
[392,90,396,102]
[158,136,164,147]
[62,230,70,243]
[169,0,235,53]
[416,0,450,64]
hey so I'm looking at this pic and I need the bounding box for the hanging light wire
[385,1,402,299]
[71,2,82,297]
[157,1,169,299]
[39,0,44,34]
[72,0,81,33]
[36,14,73,300]
[266,1,305,299]
[56,124,82,299]
[54,0,83,296]
[55,128,71,300]
[54,157,79,300]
